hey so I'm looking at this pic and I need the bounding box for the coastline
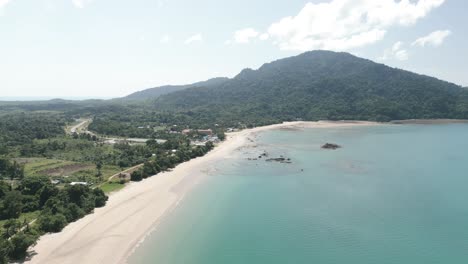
[25,121,380,264]
[390,119,468,124]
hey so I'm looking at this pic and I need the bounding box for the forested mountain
[123,77,229,101]
[152,51,468,125]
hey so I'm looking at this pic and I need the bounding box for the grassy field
[100,182,126,193]
[15,158,124,187]
[18,158,79,176]
[70,165,122,184]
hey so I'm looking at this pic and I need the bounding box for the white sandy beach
[26,121,378,264]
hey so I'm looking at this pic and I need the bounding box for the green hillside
[123,77,229,101]
[153,51,468,125]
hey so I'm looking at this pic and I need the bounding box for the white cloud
[267,0,445,51]
[72,0,93,9]
[234,28,259,44]
[0,0,11,15]
[412,30,451,47]
[0,0,11,8]
[379,41,409,61]
[160,35,171,44]
[158,0,168,8]
[259,33,269,41]
[184,34,203,45]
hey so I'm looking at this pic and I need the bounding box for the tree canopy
[153,51,468,125]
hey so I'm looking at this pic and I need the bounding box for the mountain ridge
[149,50,467,125]
[122,77,229,101]
[127,51,461,101]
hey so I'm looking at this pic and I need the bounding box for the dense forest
[153,51,468,124]
[0,113,67,153]
[2,51,468,133]
[4,52,467,137]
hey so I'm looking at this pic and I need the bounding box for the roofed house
[70,182,88,186]
[182,129,192,135]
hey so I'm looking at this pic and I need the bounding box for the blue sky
[0,0,466,98]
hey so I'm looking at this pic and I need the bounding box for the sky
[0,0,467,99]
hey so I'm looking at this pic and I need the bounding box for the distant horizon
[0,96,112,101]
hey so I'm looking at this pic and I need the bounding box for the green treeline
[0,159,107,263]
[2,51,468,135]
[0,159,24,181]
[0,113,67,155]
[130,141,214,181]
[87,109,206,138]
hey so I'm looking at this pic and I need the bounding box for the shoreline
[390,119,468,124]
[24,120,394,264]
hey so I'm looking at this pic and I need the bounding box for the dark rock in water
[321,143,341,150]
[266,157,286,162]
[265,157,292,164]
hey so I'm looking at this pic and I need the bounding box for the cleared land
[16,158,123,191]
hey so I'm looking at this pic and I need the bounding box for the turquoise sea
[129,124,468,264]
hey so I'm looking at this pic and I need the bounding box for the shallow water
[129,124,468,264]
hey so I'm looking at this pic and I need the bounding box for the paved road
[69,119,91,134]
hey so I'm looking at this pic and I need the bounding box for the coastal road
[69,118,160,144]
[68,119,92,134]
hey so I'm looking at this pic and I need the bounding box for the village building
[70,182,88,186]
[182,129,192,135]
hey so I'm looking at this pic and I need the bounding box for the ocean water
[129,124,468,264]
